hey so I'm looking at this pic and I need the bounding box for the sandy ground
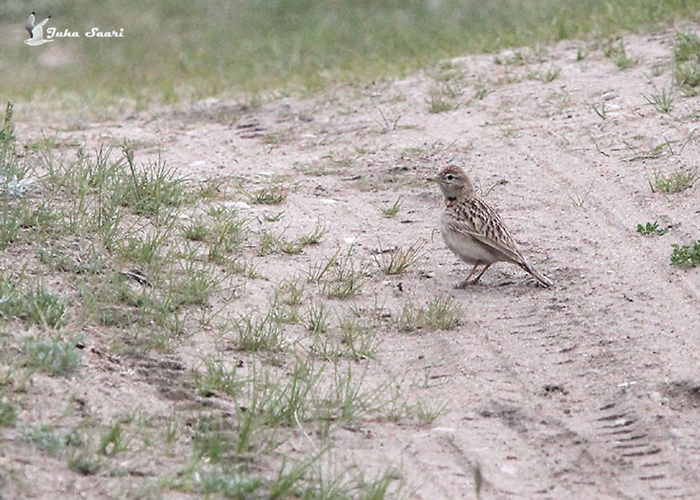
[4,27,700,499]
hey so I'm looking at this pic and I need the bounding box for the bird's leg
[456,263,480,288]
[470,263,492,284]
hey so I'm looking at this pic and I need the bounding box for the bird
[435,164,552,288]
[24,12,53,46]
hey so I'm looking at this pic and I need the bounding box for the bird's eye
[445,174,454,181]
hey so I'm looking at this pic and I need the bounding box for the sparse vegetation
[643,87,674,113]
[232,309,286,352]
[674,31,700,92]
[649,168,699,193]
[671,241,700,268]
[258,222,326,256]
[374,241,425,276]
[308,247,367,299]
[398,296,461,332]
[23,424,69,456]
[529,65,562,82]
[591,102,607,120]
[372,106,403,133]
[638,221,665,236]
[0,278,68,328]
[426,84,461,113]
[0,401,17,427]
[471,85,494,102]
[378,196,404,218]
[20,337,82,377]
[603,39,639,69]
[248,183,287,205]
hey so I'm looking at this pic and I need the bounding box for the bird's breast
[439,210,498,264]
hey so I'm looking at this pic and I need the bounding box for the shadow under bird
[434,164,552,288]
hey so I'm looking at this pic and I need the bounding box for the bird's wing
[25,13,35,37]
[32,17,50,41]
[32,23,44,41]
[445,217,524,264]
[448,199,528,265]
[35,17,50,29]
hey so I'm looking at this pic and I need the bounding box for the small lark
[435,165,552,288]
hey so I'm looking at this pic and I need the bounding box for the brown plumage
[435,165,552,287]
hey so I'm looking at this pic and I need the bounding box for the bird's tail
[520,262,552,287]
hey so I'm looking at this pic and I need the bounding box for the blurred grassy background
[1,0,699,104]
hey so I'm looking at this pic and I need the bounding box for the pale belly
[439,211,497,265]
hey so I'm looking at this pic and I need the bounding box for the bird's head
[435,165,476,200]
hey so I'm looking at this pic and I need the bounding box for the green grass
[0,277,68,328]
[20,337,82,377]
[408,399,450,424]
[674,31,700,92]
[193,357,244,398]
[305,302,331,334]
[378,196,404,218]
[248,183,288,205]
[2,1,700,101]
[426,84,460,113]
[0,401,18,427]
[233,309,286,352]
[198,468,263,499]
[23,423,71,456]
[637,221,666,236]
[373,241,425,276]
[207,209,249,263]
[397,296,462,332]
[603,39,639,69]
[0,104,420,499]
[671,241,700,268]
[642,87,674,113]
[260,222,326,256]
[529,65,562,82]
[591,102,607,120]
[649,168,699,193]
[308,247,367,299]
[98,420,131,456]
[0,102,14,144]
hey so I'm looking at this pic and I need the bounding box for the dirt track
[9,28,700,499]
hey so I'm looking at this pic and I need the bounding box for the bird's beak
[426,175,436,182]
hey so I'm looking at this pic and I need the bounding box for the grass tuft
[20,337,81,377]
[23,424,69,456]
[233,310,286,352]
[374,241,425,276]
[193,358,244,397]
[378,196,404,218]
[199,468,263,498]
[308,247,367,299]
[649,168,698,193]
[122,146,186,220]
[642,87,674,113]
[674,31,700,92]
[671,241,700,268]
[248,183,287,205]
[0,401,17,427]
[398,296,461,332]
[603,39,639,69]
